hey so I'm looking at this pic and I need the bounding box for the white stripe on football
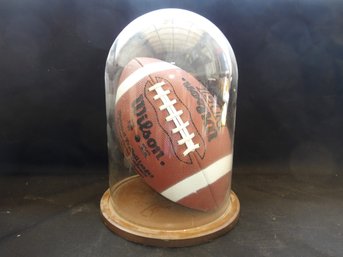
[161,154,233,202]
[115,61,179,103]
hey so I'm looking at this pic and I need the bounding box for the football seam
[143,80,193,165]
[134,58,206,160]
[136,59,206,163]
[147,81,200,156]
[164,78,206,160]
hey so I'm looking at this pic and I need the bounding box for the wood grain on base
[100,175,240,247]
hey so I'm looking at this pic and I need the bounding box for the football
[114,57,233,211]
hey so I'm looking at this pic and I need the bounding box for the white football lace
[148,81,200,156]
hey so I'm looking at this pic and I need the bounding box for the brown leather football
[114,57,232,211]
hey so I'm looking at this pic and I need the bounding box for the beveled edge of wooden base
[100,177,240,247]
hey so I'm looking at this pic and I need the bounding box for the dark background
[1,0,342,175]
[1,1,343,256]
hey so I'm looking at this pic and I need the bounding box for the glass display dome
[101,8,239,247]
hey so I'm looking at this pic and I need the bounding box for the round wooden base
[100,175,240,247]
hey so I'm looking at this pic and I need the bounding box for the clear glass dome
[102,8,239,245]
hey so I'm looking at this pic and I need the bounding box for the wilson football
[114,57,232,211]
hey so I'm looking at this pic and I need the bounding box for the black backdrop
[1,0,342,175]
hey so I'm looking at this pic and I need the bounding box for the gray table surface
[1,164,342,257]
